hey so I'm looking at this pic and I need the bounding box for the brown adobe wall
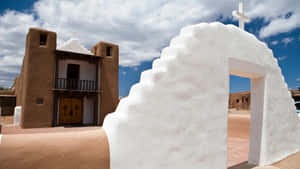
[0,90,15,96]
[92,42,119,125]
[229,91,250,110]
[16,28,57,128]
[15,33,31,109]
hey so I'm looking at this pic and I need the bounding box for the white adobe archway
[103,22,300,169]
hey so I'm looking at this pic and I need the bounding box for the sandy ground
[0,114,299,169]
[0,128,109,169]
[228,114,250,167]
[228,109,251,116]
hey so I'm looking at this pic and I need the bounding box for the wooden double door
[59,97,82,124]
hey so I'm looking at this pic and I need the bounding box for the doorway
[228,58,265,166]
[227,75,251,167]
[67,64,80,89]
[59,97,83,124]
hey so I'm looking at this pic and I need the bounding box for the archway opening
[227,75,251,167]
[227,58,265,167]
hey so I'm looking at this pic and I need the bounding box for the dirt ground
[0,128,109,169]
[228,108,251,116]
[228,114,250,167]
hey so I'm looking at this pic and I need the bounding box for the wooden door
[59,98,82,124]
[71,98,82,123]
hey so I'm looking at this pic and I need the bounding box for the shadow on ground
[228,162,256,169]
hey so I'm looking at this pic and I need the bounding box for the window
[236,99,239,103]
[36,98,44,104]
[245,97,249,103]
[93,46,98,54]
[295,103,300,110]
[40,34,47,46]
[106,46,112,56]
[67,64,80,89]
[67,64,80,80]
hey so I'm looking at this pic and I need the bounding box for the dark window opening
[40,34,47,46]
[67,64,80,89]
[36,98,44,104]
[106,46,112,56]
[295,103,300,110]
[67,64,80,80]
[93,47,98,55]
[236,99,239,103]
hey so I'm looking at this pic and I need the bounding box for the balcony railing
[55,78,97,92]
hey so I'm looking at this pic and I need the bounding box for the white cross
[232,1,250,30]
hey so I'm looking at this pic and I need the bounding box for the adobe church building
[229,91,250,110]
[13,28,119,128]
[229,89,300,111]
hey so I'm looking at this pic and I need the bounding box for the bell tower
[92,42,119,125]
[20,28,57,128]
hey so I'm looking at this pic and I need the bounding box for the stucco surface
[58,59,97,81]
[83,96,95,124]
[14,106,21,126]
[103,22,300,169]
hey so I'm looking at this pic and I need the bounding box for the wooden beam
[55,50,103,63]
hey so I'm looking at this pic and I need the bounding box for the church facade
[229,91,250,110]
[14,28,119,128]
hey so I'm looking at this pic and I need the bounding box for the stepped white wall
[103,22,300,169]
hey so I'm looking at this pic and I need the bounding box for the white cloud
[282,37,294,45]
[0,11,39,74]
[133,67,139,71]
[271,40,279,45]
[246,0,300,38]
[296,78,300,82]
[278,56,288,61]
[259,14,300,38]
[0,0,299,87]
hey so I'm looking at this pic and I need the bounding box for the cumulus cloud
[278,56,288,61]
[271,40,279,45]
[282,37,294,45]
[0,0,299,87]
[246,0,300,38]
[259,14,300,38]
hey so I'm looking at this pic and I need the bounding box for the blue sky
[0,0,299,96]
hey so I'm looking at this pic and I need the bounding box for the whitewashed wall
[83,96,94,124]
[58,59,96,81]
[103,23,300,169]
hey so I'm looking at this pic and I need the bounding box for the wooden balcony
[54,78,97,92]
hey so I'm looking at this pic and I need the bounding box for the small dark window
[295,103,300,110]
[40,34,47,46]
[93,46,98,54]
[36,98,44,104]
[106,46,112,56]
[236,99,239,103]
